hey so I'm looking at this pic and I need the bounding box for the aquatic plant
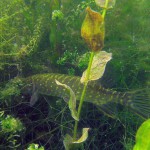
[27,143,44,150]
[0,78,23,101]
[55,0,115,149]
[0,0,50,76]
[104,0,150,89]
[1,115,24,133]
[0,0,150,149]
[134,119,150,150]
[0,112,25,149]
[52,10,64,21]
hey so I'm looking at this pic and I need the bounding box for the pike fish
[23,73,150,119]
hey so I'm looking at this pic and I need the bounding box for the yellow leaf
[95,0,116,9]
[63,134,73,150]
[55,80,79,121]
[63,134,83,150]
[73,128,90,143]
[81,7,105,52]
[81,51,112,83]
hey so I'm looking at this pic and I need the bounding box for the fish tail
[126,88,150,119]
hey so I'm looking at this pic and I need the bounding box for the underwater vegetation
[134,119,150,150]
[0,0,150,149]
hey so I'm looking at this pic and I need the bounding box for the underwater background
[0,0,150,149]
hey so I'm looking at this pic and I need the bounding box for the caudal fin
[128,88,150,119]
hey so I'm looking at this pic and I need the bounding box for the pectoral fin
[30,90,39,106]
[30,83,39,106]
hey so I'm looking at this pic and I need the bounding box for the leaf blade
[55,80,79,121]
[81,51,112,83]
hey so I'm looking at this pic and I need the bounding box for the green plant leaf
[81,51,112,83]
[95,0,116,9]
[63,134,73,150]
[52,10,64,21]
[1,115,24,133]
[0,111,4,117]
[55,80,79,121]
[133,119,150,150]
[63,128,90,150]
[73,128,90,143]
[27,143,44,150]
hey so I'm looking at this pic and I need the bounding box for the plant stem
[73,51,95,140]
[102,0,109,18]
[73,0,109,141]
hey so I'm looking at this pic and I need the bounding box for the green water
[0,0,150,149]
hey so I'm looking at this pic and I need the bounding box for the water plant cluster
[0,0,150,149]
